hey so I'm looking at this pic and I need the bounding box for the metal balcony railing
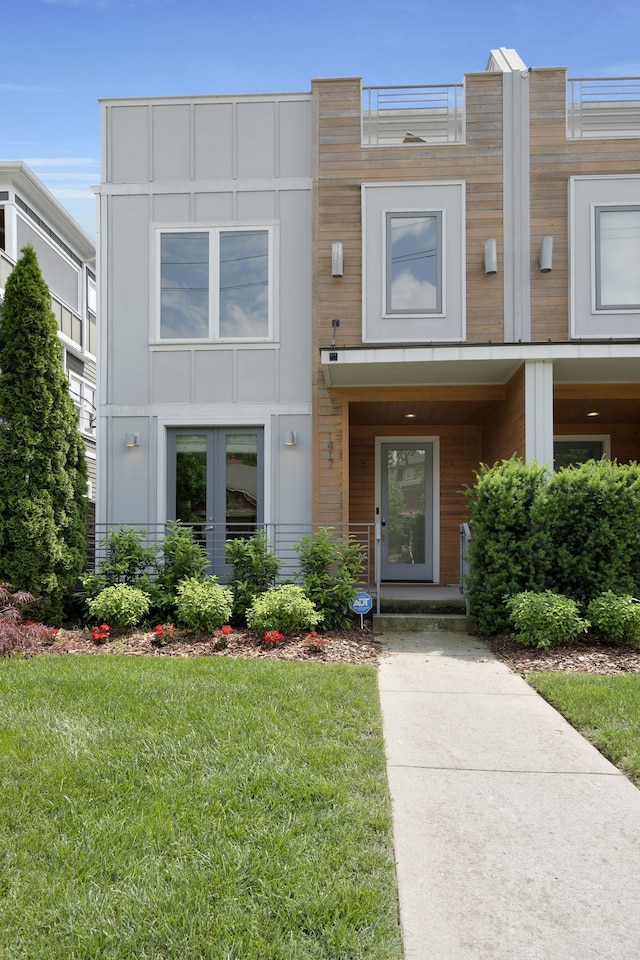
[362,84,464,146]
[86,521,377,591]
[567,76,640,138]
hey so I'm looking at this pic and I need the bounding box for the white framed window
[156,225,274,342]
[385,212,442,316]
[594,205,640,311]
[569,176,640,339]
[68,373,96,438]
[553,435,610,470]
[362,182,465,344]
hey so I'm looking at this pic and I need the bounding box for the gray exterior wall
[98,93,313,529]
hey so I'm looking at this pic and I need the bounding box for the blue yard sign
[351,591,373,627]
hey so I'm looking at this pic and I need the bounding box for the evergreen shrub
[87,584,150,628]
[246,584,323,635]
[505,591,589,649]
[464,459,549,635]
[587,591,640,647]
[175,577,233,634]
[295,527,364,630]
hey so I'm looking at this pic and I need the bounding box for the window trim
[67,371,96,440]
[154,222,276,344]
[592,203,640,313]
[383,209,443,317]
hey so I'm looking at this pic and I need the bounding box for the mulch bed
[487,634,640,676]
[33,627,640,675]
[38,626,382,666]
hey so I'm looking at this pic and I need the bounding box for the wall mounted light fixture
[331,242,344,277]
[124,432,139,448]
[484,239,498,275]
[539,236,553,273]
[284,430,297,447]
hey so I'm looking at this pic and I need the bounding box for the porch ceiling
[349,398,502,426]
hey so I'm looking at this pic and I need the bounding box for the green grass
[528,671,640,786]
[0,656,402,960]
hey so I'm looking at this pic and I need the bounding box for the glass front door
[168,428,263,575]
[380,441,433,581]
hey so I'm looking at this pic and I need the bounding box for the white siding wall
[99,94,313,529]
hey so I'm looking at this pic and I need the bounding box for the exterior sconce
[539,236,553,273]
[284,431,297,447]
[484,239,497,275]
[124,432,139,448]
[331,242,344,277]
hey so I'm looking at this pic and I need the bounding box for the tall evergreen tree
[0,245,87,622]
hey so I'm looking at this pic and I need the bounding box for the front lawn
[0,656,402,960]
[527,671,640,786]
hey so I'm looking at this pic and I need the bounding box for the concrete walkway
[377,631,640,960]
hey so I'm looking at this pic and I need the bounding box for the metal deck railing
[567,76,640,138]
[362,84,464,145]
[87,521,377,591]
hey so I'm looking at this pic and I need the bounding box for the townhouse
[98,48,640,587]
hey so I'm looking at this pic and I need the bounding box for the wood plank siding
[312,67,640,584]
[529,68,640,342]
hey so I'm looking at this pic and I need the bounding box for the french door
[167,428,263,575]
[379,440,434,581]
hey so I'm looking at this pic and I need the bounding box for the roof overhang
[320,342,640,388]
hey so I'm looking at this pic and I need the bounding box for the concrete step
[373,613,475,634]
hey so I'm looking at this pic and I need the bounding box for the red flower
[263,630,284,645]
[308,631,317,638]
[153,624,164,636]
[221,624,232,635]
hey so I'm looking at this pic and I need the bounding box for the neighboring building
[0,162,97,505]
[98,49,640,587]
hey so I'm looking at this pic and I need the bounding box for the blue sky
[3,0,639,240]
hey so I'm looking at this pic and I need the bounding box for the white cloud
[391,270,438,312]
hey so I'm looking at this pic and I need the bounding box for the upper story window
[362,182,464,344]
[594,205,640,311]
[386,212,442,315]
[68,372,96,439]
[158,226,272,341]
[51,294,82,348]
[569,176,640,340]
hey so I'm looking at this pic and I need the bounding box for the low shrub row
[81,524,365,636]
[505,589,640,650]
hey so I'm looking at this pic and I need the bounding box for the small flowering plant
[91,623,111,645]
[262,629,284,648]
[152,623,176,646]
[211,623,233,650]
[306,631,329,655]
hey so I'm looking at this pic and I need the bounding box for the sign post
[351,591,373,629]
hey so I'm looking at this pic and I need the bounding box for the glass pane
[61,306,73,339]
[598,209,640,308]
[386,447,426,566]
[387,214,439,314]
[226,433,258,539]
[175,435,207,526]
[161,233,209,338]
[219,231,269,338]
[554,440,604,470]
[50,297,62,331]
[87,314,96,355]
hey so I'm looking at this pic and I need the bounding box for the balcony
[362,75,640,146]
[362,84,464,146]
[567,76,640,138]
